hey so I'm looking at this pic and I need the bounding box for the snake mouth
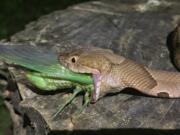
[58,60,102,103]
[72,67,102,103]
[91,73,102,103]
[65,65,102,103]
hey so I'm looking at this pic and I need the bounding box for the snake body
[58,25,180,102]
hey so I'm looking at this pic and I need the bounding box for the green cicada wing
[0,45,93,84]
[0,45,58,71]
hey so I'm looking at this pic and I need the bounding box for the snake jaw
[91,73,102,103]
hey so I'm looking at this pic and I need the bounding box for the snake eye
[69,55,79,64]
[70,56,78,63]
[71,57,76,63]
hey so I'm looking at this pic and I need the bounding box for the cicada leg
[52,86,83,119]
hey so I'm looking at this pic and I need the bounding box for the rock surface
[1,0,180,135]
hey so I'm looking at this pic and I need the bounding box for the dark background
[0,0,91,135]
[0,0,92,39]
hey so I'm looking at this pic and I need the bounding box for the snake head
[58,47,112,102]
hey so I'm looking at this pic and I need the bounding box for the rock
[1,0,180,134]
